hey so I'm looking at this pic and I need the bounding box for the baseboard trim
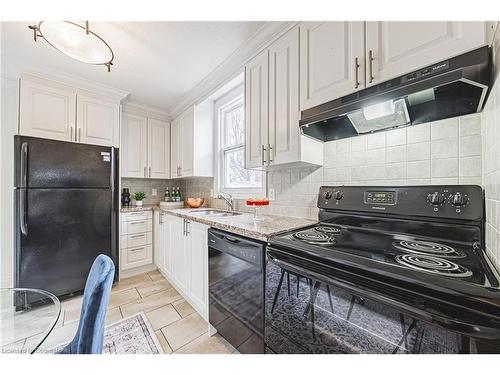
[119,263,157,280]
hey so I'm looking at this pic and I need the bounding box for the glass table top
[0,288,61,354]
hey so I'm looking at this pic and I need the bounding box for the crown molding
[122,100,170,121]
[18,68,129,102]
[169,21,298,118]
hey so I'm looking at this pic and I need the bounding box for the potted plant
[133,191,146,206]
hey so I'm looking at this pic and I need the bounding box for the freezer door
[15,188,116,297]
[14,135,114,188]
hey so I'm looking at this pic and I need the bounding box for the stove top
[267,185,500,339]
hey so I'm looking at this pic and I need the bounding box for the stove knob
[450,192,468,207]
[324,191,333,200]
[428,192,444,206]
[332,191,343,200]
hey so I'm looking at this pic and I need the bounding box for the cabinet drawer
[121,211,152,222]
[121,244,152,270]
[120,231,152,249]
[127,220,150,234]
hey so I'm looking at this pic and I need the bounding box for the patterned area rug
[52,312,163,354]
[103,312,163,354]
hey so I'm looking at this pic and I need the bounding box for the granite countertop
[156,207,316,241]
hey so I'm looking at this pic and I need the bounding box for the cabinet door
[19,79,76,141]
[245,49,269,168]
[269,27,300,165]
[153,211,164,272]
[121,113,148,178]
[180,108,194,177]
[170,117,181,178]
[365,21,486,86]
[188,222,209,319]
[299,22,365,111]
[171,217,188,292]
[162,214,173,277]
[77,94,120,147]
[148,118,171,179]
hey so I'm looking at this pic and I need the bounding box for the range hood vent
[300,46,491,142]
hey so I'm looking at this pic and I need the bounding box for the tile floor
[39,270,236,354]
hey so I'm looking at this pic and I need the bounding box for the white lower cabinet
[120,211,153,271]
[154,212,209,321]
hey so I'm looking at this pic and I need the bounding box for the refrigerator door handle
[19,189,28,236]
[20,142,28,187]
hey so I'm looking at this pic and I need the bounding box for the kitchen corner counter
[120,205,156,212]
[155,207,317,241]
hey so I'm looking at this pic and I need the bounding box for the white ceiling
[1,21,266,112]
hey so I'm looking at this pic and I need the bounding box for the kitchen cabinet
[19,76,122,146]
[244,27,323,169]
[299,22,365,111]
[170,102,213,178]
[365,22,486,87]
[19,79,76,142]
[121,111,170,178]
[77,94,120,147]
[120,211,153,271]
[297,22,486,111]
[153,212,209,320]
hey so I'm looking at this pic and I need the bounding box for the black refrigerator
[14,136,119,298]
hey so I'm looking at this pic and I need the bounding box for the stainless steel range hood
[300,46,491,142]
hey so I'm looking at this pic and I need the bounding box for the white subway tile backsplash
[351,135,367,152]
[459,156,482,177]
[407,160,431,179]
[459,135,482,157]
[386,145,407,163]
[459,114,481,136]
[366,148,386,165]
[431,138,458,159]
[407,142,430,161]
[431,117,459,140]
[431,158,458,178]
[407,123,430,144]
[386,128,407,146]
[367,132,386,149]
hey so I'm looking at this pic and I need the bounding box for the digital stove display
[364,191,396,205]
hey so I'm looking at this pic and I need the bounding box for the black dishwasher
[208,228,265,353]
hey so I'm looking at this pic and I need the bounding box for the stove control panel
[318,185,483,221]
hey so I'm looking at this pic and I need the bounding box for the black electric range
[265,185,500,354]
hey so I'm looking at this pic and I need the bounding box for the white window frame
[214,84,265,199]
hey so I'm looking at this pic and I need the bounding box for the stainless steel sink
[190,209,242,217]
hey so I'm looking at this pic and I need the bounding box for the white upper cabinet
[121,104,171,179]
[77,94,120,147]
[245,49,269,168]
[299,22,365,111]
[365,22,486,86]
[269,27,300,165]
[170,117,181,178]
[244,27,323,169]
[19,75,125,146]
[19,79,76,142]
[148,118,171,179]
[170,102,213,178]
[121,113,148,178]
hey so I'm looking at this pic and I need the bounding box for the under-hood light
[363,100,396,120]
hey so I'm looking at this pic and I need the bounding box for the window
[216,85,264,197]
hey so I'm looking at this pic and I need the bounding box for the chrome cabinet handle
[268,144,273,164]
[186,220,190,236]
[130,247,145,252]
[78,128,81,142]
[369,50,375,83]
[130,221,145,225]
[354,57,360,88]
[149,167,151,177]
[160,212,164,224]
[144,167,147,177]
[130,234,145,239]
[70,126,73,141]
[183,219,186,236]
[262,145,267,165]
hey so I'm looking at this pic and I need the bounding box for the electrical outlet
[152,188,157,196]
[269,188,275,201]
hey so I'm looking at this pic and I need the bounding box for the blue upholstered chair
[57,254,115,354]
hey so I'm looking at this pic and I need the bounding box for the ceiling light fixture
[28,21,114,72]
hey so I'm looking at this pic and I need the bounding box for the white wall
[0,23,19,287]
[481,23,500,271]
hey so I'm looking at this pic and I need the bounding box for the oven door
[265,247,468,354]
